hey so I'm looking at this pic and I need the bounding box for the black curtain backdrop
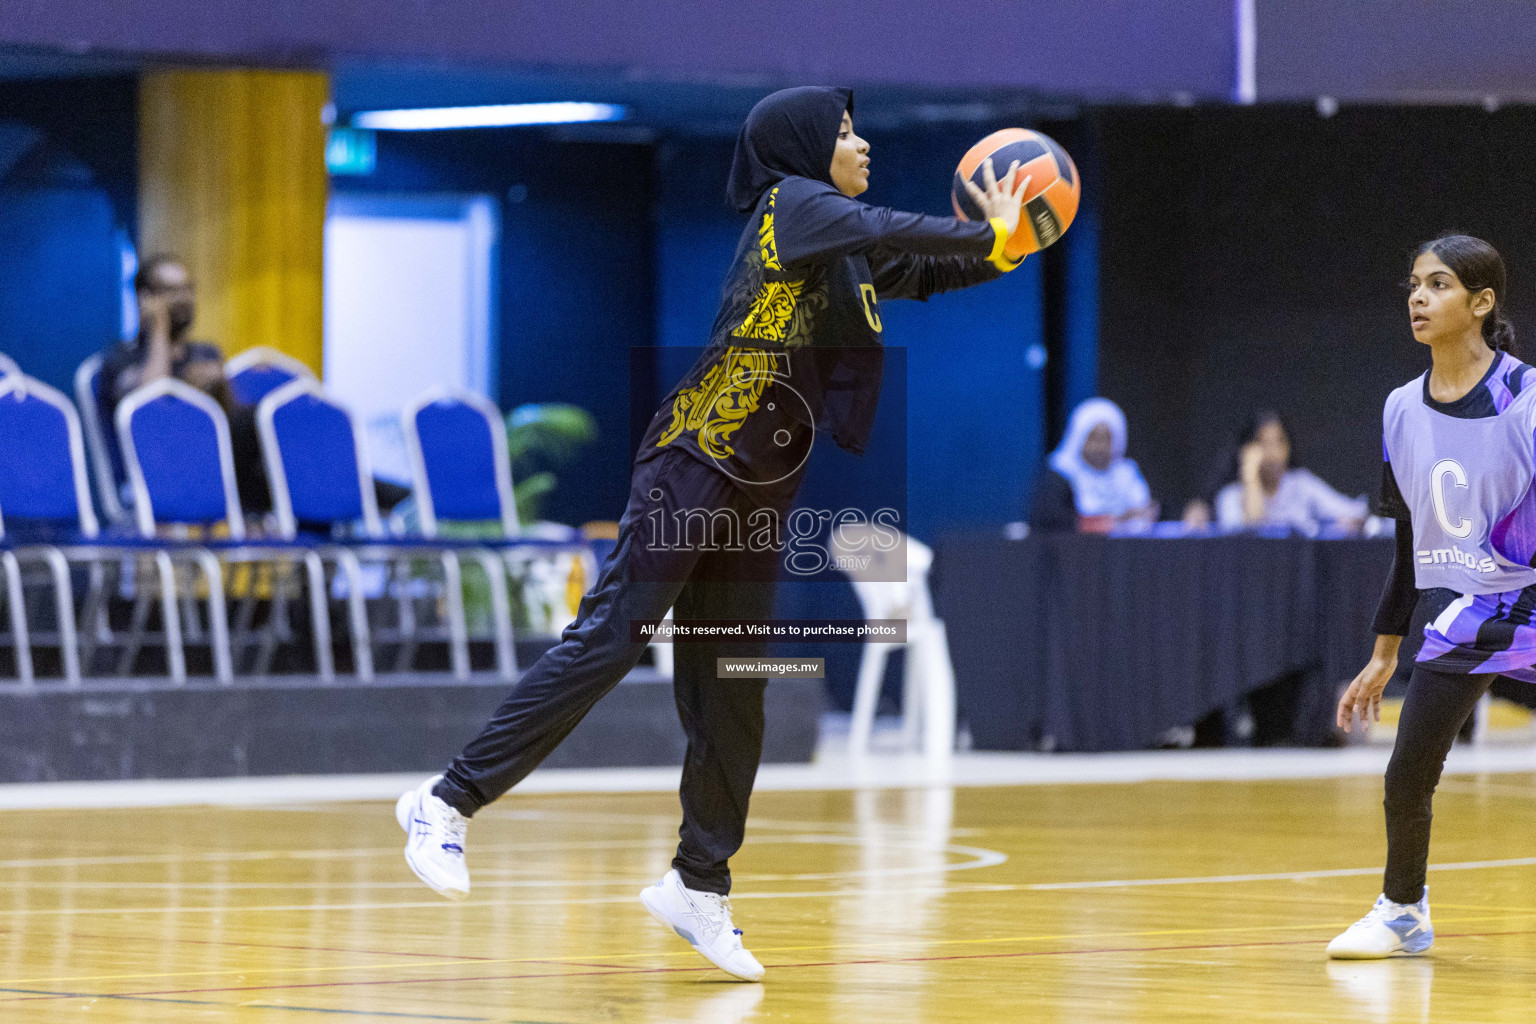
[1092,104,1536,509]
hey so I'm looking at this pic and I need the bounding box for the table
[932,533,1396,752]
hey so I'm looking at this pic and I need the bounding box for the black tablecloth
[933,534,1395,752]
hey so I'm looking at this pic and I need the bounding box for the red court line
[0,966,698,1003]
[7,928,1531,1005]
[62,930,498,963]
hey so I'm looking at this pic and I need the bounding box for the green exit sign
[326,127,376,176]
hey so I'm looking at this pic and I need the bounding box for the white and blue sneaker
[639,869,764,981]
[1327,890,1433,958]
[395,775,470,900]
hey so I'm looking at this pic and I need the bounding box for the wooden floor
[2,773,1536,1022]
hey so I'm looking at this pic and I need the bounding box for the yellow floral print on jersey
[757,190,783,271]
[657,346,783,459]
[734,187,808,344]
[735,280,806,343]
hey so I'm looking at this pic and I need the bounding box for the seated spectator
[98,255,407,522]
[1030,398,1157,533]
[1212,410,1366,534]
[98,254,272,514]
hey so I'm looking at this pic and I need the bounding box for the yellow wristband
[986,217,1023,272]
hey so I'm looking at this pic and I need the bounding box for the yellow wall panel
[138,69,328,376]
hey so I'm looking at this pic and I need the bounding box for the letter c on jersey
[1430,458,1473,539]
[858,284,882,332]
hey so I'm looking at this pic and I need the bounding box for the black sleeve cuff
[1371,522,1417,636]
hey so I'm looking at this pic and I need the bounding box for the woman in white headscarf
[1029,398,1156,532]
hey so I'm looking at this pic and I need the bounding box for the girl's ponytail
[1486,306,1518,354]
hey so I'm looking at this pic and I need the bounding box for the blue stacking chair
[121,378,346,682]
[0,374,83,682]
[0,374,170,684]
[116,379,253,682]
[367,387,516,680]
[256,379,394,681]
[404,388,594,679]
[74,352,130,525]
[405,389,521,538]
[224,347,315,407]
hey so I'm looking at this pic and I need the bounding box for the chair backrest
[116,378,244,539]
[73,352,129,524]
[0,375,99,539]
[225,346,316,407]
[403,388,518,537]
[257,378,382,540]
[0,352,18,378]
[833,527,934,623]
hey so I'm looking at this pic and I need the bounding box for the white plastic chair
[651,607,674,678]
[838,529,957,759]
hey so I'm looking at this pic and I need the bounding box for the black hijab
[726,86,853,213]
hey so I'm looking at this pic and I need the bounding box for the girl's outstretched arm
[773,160,1029,271]
[866,249,1005,301]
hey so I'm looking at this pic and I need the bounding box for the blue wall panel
[0,78,138,394]
[0,187,121,393]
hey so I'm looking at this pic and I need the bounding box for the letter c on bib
[1430,458,1473,539]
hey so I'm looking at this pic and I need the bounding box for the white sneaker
[639,869,764,982]
[1327,890,1433,959]
[395,775,470,900]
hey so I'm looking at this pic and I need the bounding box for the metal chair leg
[154,551,186,683]
[192,551,232,684]
[302,551,336,683]
[253,563,291,677]
[117,585,153,677]
[472,550,516,681]
[2,552,33,684]
[230,593,260,675]
[439,552,470,681]
[335,550,374,682]
[78,560,111,675]
[180,594,205,643]
[40,548,81,684]
[392,559,418,673]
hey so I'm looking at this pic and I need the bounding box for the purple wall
[1,0,1235,98]
[11,1,1534,103]
[1258,0,1536,101]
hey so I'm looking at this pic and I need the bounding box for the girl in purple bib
[1331,235,1533,959]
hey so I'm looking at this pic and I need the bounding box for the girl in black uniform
[395,86,1030,981]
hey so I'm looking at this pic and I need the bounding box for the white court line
[0,836,989,873]
[8,852,1536,918]
[0,883,1021,919]
[1,853,1534,916]
[1027,855,1536,890]
[0,839,1007,918]
[0,745,1532,811]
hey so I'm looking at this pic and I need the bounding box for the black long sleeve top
[636,175,1020,507]
[1372,457,1417,636]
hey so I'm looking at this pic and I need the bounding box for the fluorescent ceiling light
[352,101,627,131]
